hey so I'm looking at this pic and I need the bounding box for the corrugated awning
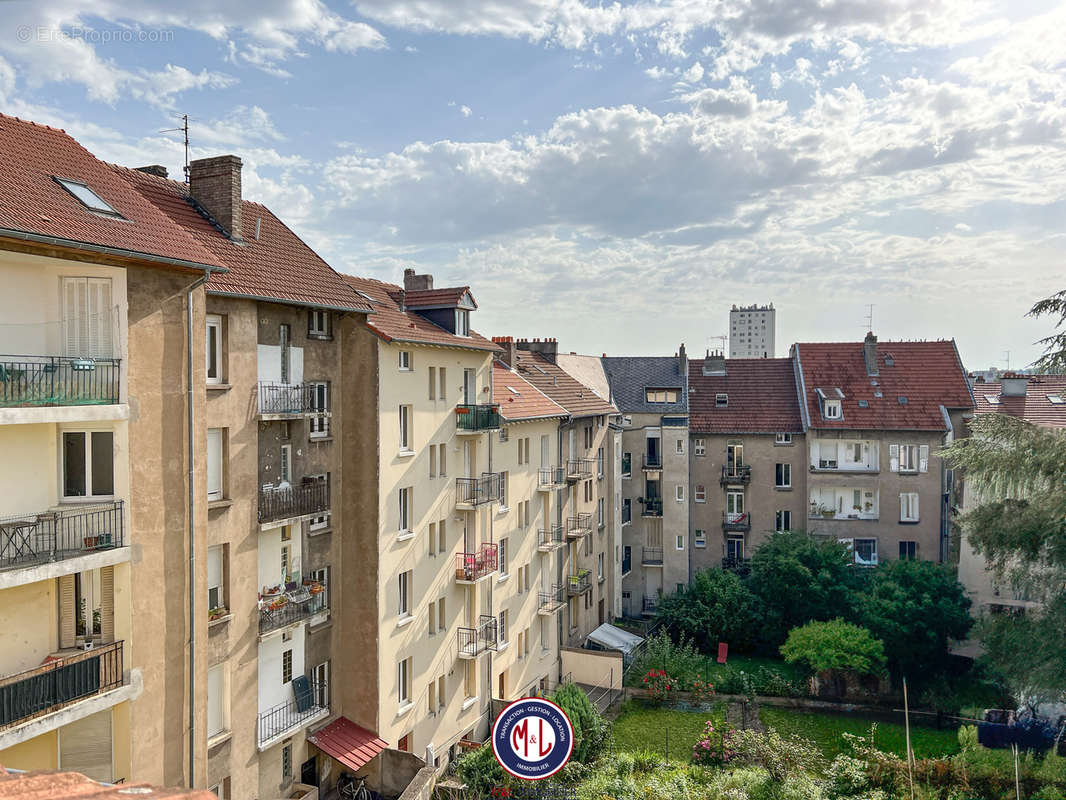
[307,717,388,772]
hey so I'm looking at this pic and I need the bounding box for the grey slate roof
[601,356,688,414]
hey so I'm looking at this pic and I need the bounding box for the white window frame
[206,314,223,385]
[398,657,411,706]
[208,545,224,611]
[676,534,685,550]
[310,382,329,438]
[694,439,706,457]
[399,487,412,534]
[455,309,470,337]
[775,462,791,488]
[775,433,792,445]
[309,309,330,337]
[498,538,508,576]
[399,405,412,452]
[675,484,685,502]
[61,428,115,500]
[675,439,684,455]
[207,427,224,502]
[824,399,841,419]
[900,492,919,522]
[207,663,228,739]
[694,529,706,548]
[775,509,792,532]
[694,484,706,503]
[854,538,878,566]
[279,443,292,485]
[398,571,411,619]
[597,552,604,580]
[899,444,918,473]
[62,276,114,358]
[399,350,412,370]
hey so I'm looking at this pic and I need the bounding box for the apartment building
[0,116,221,784]
[601,349,690,618]
[793,333,974,564]
[687,353,806,574]
[498,339,620,647]
[116,157,376,798]
[729,303,775,359]
[957,373,1066,613]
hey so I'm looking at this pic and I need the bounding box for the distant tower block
[728,303,776,359]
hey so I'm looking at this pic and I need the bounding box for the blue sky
[1,0,1063,369]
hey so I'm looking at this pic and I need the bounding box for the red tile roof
[493,361,567,421]
[401,287,475,309]
[972,375,1066,427]
[306,716,388,773]
[0,768,215,799]
[114,166,371,313]
[511,350,617,417]
[0,114,221,270]
[688,358,803,433]
[342,275,499,351]
[794,339,973,431]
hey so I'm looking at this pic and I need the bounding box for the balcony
[456,473,503,509]
[0,502,124,572]
[257,678,329,750]
[455,404,501,434]
[258,479,329,525]
[566,513,592,538]
[455,543,498,584]
[258,583,328,636]
[0,641,124,729]
[0,356,121,408]
[537,467,566,491]
[642,453,662,472]
[257,382,320,419]
[641,498,663,518]
[566,569,591,596]
[622,503,632,526]
[537,585,567,615]
[722,511,751,532]
[720,465,752,485]
[621,550,632,575]
[641,547,663,566]
[457,615,498,659]
[722,556,752,576]
[565,459,594,481]
[642,595,658,615]
[537,525,565,552]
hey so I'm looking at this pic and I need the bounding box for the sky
[1,0,1063,370]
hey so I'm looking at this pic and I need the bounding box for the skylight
[1047,394,1064,405]
[985,394,1001,405]
[54,177,120,215]
[507,386,521,396]
[898,396,908,405]
[858,399,869,408]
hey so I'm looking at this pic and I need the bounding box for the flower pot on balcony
[83,536,99,548]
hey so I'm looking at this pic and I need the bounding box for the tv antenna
[160,113,192,183]
[707,334,727,354]
[1002,350,1011,371]
[863,304,875,332]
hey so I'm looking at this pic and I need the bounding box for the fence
[258,479,330,524]
[0,501,124,570]
[257,677,327,746]
[257,381,317,415]
[0,356,120,407]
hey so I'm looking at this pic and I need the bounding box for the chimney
[403,268,434,291]
[1000,372,1029,397]
[188,155,243,241]
[703,350,726,376]
[135,164,168,178]
[863,332,879,376]
[678,343,688,376]
[516,337,558,364]
[492,336,518,367]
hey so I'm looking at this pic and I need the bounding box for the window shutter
[59,574,76,649]
[87,278,113,358]
[919,445,929,473]
[207,429,222,500]
[889,444,899,472]
[99,566,115,643]
[63,277,87,356]
[912,493,919,520]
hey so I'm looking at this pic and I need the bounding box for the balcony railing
[0,502,124,571]
[0,640,124,729]
[456,473,502,507]
[455,404,501,432]
[642,453,662,471]
[458,615,498,658]
[566,513,592,538]
[642,595,659,614]
[538,585,566,615]
[538,467,566,489]
[720,465,752,485]
[722,511,751,532]
[258,584,328,636]
[455,543,498,583]
[537,525,565,551]
[0,356,120,407]
[722,556,752,576]
[566,459,594,480]
[257,678,328,748]
[566,569,591,596]
[257,382,318,417]
[258,479,330,524]
[641,547,663,565]
[641,498,663,517]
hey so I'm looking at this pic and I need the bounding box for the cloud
[461,105,472,117]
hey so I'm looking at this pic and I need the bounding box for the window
[675,439,684,455]
[775,510,792,532]
[207,664,227,738]
[621,452,632,477]
[775,463,791,488]
[428,522,437,555]
[675,484,685,502]
[775,433,792,444]
[398,657,412,705]
[500,471,509,508]
[899,444,918,472]
[499,610,508,644]
[399,487,412,533]
[398,571,411,619]
[206,314,223,384]
[900,492,919,522]
[438,444,447,477]
[694,529,706,548]
[282,649,293,684]
[312,660,330,708]
[597,498,604,527]
[584,480,592,503]
[438,519,447,554]
[1048,394,1065,405]
[399,405,412,451]
[824,399,841,419]
[597,552,604,580]
[279,443,292,484]
[622,498,631,524]
[854,538,877,566]
[310,382,329,438]
[308,309,330,337]
[208,545,226,611]
[597,446,604,476]
[645,388,679,403]
[899,540,918,560]
[438,675,446,711]
[399,350,412,370]
[207,428,224,501]
[694,439,705,456]
[715,393,728,408]
[438,597,446,631]
[622,545,631,574]
[429,447,437,479]
[428,678,437,713]
[694,484,706,503]
[455,309,470,336]
[428,366,436,400]
[55,177,120,215]
[279,324,291,384]
[569,597,578,629]
[428,602,437,635]
[676,534,685,550]
[499,538,508,575]
[439,367,447,400]
[62,430,114,498]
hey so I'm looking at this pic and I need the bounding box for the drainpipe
[186,272,210,787]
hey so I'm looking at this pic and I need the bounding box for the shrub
[691,720,737,767]
[729,727,826,782]
[658,567,763,652]
[630,630,706,685]
[780,618,887,677]
[550,682,609,762]
[825,754,872,799]
[453,743,506,795]
[689,674,716,704]
[707,766,772,800]
[643,668,679,704]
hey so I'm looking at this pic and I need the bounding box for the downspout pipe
[187,272,210,787]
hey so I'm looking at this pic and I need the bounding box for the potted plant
[307,582,324,595]
[208,607,227,621]
[819,504,835,519]
[83,535,99,548]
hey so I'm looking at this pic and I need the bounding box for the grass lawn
[611,702,726,758]
[760,707,962,759]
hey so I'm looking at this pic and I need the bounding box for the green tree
[550,682,609,762]
[657,568,762,652]
[780,618,887,676]
[859,559,972,685]
[454,741,507,795]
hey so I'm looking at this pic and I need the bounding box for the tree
[780,618,887,676]
[550,682,609,762]
[747,531,867,650]
[657,567,762,652]
[859,559,972,685]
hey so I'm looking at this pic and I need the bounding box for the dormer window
[824,399,842,419]
[715,393,728,408]
[54,177,122,217]
[455,309,470,336]
[985,395,1000,405]
[645,388,679,403]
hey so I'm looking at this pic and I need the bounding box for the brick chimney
[492,336,518,367]
[678,343,688,377]
[516,337,558,364]
[863,332,879,376]
[188,155,243,241]
[403,268,434,291]
[702,350,726,376]
[1000,372,1029,397]
[135,164,168,178]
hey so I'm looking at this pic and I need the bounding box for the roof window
[858,399,869,408]
[898,396,908,405]
[984,395,1000,405]
[507,386,521,396]
[1047,394,1064,404]
[715,393,728,408]
[54,177,121,216]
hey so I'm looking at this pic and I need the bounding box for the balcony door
[62,277,113,359]
[726,490,744,518]
[463,369,476,404]
[58,567,114,649]
[726,443,743,475]
[726,534,745,561]
[646,432,660,463]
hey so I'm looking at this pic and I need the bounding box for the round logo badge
[491,697,574,780]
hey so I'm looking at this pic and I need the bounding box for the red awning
[307,717,388,773]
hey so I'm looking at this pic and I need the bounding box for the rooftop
[493,361,568,421]
[972,374,1066,427]
[511,350,617,418]
[688,357,803,434]
[601,355,688,414]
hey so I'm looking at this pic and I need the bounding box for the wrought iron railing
[566,513,592,536]
[0,640,124,728]
[722,511,751,531]
[721,464,752,484]
[257,382,318,416]
[642,547,663,565]
[722,556,752,576]
[538,467,566,488]
[566,569,591,596]
[0,356,120,407]
[642,453,662,470]
[0,501,124,570]
[642,595,659,614]
[566,459,594,479]
[457,615,498,657]
[455,404,501,432]
[455,543,498,582]
[258,585,328,635]
[538,585,566,614]
[537,525,565,550]
[257,678,327,747]
[258,479,329,524]
[641,498,663,517]
[456,473,502,506]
